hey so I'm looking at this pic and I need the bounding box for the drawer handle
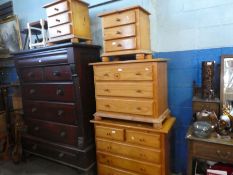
[31,107,37,113]
[57,110,64,117]
[55,19,60,22]
[58,152,64,158]
[106,159,112,164]
[105,104,110,108]
[116,31,121,34]
[103,73,109,77]
[117,43,122,47]
[29,89,35,94]
[140,168,146,172]
[56,89,64,96]
[60,131,66,137]
[139,138,145,142]
[53,71,60,76]
[32,144,37,151]
[216,150,231,159]
[136,90,142,93]
[107,146,112,150]
[137,107,141,110]
[116,18,121,22]
[54,8,59,11]
[57,30,62,34]
[104,89,110,92]
[27,72,34,77]
[106,132,111,136]
[135,72,142,76]
[34,126,40,131]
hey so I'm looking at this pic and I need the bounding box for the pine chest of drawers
[91,117,175,175]
[99,6,151,58]
[43,0,92,43]
[14,43,100,174]
[90,59,169,126]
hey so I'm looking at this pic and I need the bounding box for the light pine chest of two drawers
[90,59,169,128]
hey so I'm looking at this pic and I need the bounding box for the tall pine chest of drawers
[14,43,100,174]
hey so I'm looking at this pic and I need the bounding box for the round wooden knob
[31,107,37,113]
[58,152,64,158]
[60,131,66,137]
[57,110,64,117]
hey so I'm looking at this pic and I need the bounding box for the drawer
[26,119,78,146]
[22,137,95,169]
[44,65,72,81]
[105,37,136,52]
[126,130,161,148]
[98,164,139,175]
[96,139,161,163]
[48,12,71,28]
[20,67,43,82]
[103,10,136,28]
[49,24,72,38]
[96,97,153,116]
[22,83,75,102]
[192,101,219,114]
[104,24,136,40]
[24,101,77,125]
[95,82,153,98]
[95,125,124,141]
[94,63,153,81]
[192,141,233,163]
[46,1,69,17]
[97,152,161,175]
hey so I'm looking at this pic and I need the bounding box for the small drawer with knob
[97,152,162,175]
[44,65,72,81]
[23,101,77,125]
[47,12,71,28]
[95,82,153,98]
[104,37,136,52]
[95,125,124,141]
[125,130,161,148]
[45,1,70,17]
[48,23,72,38]
[96,97,153,116]
[26,119,78,146]
[96,139,161,163]
[94,63,153,81]
[20,68,43,82]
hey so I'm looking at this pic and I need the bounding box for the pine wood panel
[48,12,71,28]
[98,164,140,175]
[96,139,161,163]
[95,82,153,98]
[46,1,69,17]
[95,125,124,141]
[104,24,136,40]
[94,62,153,81]
[97,152,162,175]
[102,10,136,28]
[96,97,154,116]
[105,37,136,52]
[125,130,161,148]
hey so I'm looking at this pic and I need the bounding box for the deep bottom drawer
[22,136,96,169]
[97,152,161,175]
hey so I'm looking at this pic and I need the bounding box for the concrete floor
[0,156,88,175]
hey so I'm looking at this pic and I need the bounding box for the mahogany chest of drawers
[14,43,100,173]
[90,59,169,126]
[91,117,175,175]
[99,6,151,58]
[43,0,92,43]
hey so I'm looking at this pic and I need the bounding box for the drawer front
[24,101,77,125]
[20,67,43,82]
[94,63,153,81]
[192,101,219,114]
[95,125,124,141]
[104,24,136,40]
[48,12,71,28]
[103,10,136,28]
[98,164,139,175]
[44,65,72,81]
[192,141,233,163]
[105,37,136,52]
[96,97,153,116]
[95,82,153,98]
[126,130,161,148]
[26,119,78,146]
[46,1,69,17]
[96,139,161,163]
[97,152,161,175]
[49,24,72,38]
[22,83,75,102]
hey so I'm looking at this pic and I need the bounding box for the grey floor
[0,156,83,175]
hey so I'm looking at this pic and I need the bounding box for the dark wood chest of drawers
[13,43,100,173]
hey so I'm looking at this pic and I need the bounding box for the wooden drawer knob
[104,89,110,92]
[103,73,109,77]
[135,72,142,76]
[106,159,112,164]
[34,126,40,131]
[31,107,37,113]
[56,88,64,96]
[106,132,111,136]
[60,131,66,137]
[29,89,35,94]
[116,18,121,22]
[55,19,60,22]
[105,104,110,108]
[57,110,64,117]
[116,31,121,34]
[140,168,146,172]
[28,72,34,77]
[137,107,141,110]
[53,71,60,76]
[58,152,64,158]
[139,138,145,142]
[117,43,122,47]
[136,90,142,93]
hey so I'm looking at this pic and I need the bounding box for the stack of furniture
[14,43,100,174]
[90,6,175,175]
[43,0,92,44]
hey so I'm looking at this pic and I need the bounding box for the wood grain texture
[98,164,140,175]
